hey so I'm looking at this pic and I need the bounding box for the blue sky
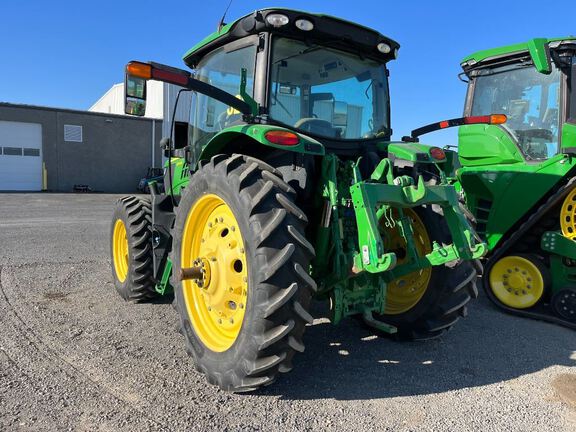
[0,0,573,145]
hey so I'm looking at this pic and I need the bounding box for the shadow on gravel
[149,293,175,305]
[260,297,576,401]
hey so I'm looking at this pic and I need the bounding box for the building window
[64,124,83,142]
[23,148,41,157]
[2,147,23,156]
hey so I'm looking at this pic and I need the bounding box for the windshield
[268,38,390,140]
[470,62,561,160]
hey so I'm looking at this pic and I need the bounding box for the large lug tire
[375,205,479,340]
[110,196,157,302]
[172,154,316,392]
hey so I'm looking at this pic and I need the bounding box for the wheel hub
[552,288,576,322]
[382,209,432,315]
[181,194,248,352]
[489,256,544,309]
[191,257,211,288]
[112,219,129,283]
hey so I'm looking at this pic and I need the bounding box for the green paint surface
[461,36,575,67]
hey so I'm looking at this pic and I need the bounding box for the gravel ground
[0,193,574,432]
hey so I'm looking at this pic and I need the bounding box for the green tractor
[453,37,576,328]
[110,8,486,392]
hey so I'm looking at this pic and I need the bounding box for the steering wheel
[515,128,554,141]
[294,118,334,135]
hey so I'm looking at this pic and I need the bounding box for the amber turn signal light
[489,114,507,124]
[126,62,152,79]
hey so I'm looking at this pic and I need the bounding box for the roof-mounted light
[295,18,314,31]
[266,13,289,27]
[393,48,399,59]
[377,42,391,54]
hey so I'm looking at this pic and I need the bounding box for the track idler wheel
[560,188,576,240]
[487,254,549,309]
[551,288,576,322]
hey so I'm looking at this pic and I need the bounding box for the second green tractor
[454,37,576,328]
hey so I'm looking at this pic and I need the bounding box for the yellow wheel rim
[112,219,129,283]
[383,209,433,314]
[181,194,248,352]
[561,188,576,240]
[489,256,544,309]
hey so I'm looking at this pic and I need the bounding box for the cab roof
[182,8,399,68]
[461,36,576,71]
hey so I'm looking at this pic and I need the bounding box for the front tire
[110,196,157,302]
[172,154,316,392]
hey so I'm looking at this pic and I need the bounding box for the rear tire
[172,154,316,392]
[110,196,157,302]
[375,205,479,340]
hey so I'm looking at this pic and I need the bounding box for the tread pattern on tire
[405,260,478,341]
[172,154,315,392]
[376,205,479,341]
[111,196,157,302]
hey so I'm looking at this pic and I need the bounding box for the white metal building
[90,82,191,140]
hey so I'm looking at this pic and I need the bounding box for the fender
[386,142,446,163]
[198,124,325,163]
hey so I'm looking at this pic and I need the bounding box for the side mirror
[124,74,147,116]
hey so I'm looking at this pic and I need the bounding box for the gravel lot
[0,193,575,431]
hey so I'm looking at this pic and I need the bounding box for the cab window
[471,63,561,160]
[189,43,256,158]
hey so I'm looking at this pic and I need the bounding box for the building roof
[0,101,159,122]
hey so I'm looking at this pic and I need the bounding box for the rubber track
[483,177,576,330]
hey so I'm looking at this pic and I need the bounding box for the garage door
[0,121,42,191]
